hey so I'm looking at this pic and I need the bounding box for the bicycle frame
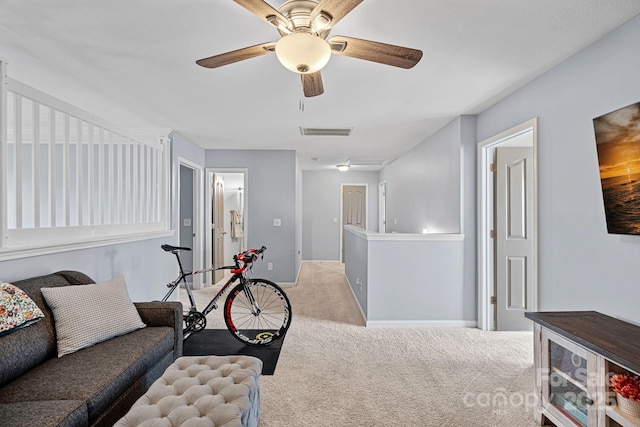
[159,244,291,346]
[160,249,257,318]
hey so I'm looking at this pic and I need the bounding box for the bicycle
[160,244,292,346]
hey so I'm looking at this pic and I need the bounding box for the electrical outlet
[267,262,273,271]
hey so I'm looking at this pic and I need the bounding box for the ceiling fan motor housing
[277,0,330,39]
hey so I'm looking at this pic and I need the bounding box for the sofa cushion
[41,276,146,357]
[0,273,92,387]
[0,400,87,427]
[0,282,44,336]
[0,326,175,424]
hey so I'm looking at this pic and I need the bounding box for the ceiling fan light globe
[275,32,331,74]
[336,164,350,171]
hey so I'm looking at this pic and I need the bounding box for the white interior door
[343,185,366,228]
[213,173,225,284]
[496,146,535,331]
[342,185,366,262]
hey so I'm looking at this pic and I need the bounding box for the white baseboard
[278,282,296,288]
[365,320,478,328]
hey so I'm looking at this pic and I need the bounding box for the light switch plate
[273,218,281,226]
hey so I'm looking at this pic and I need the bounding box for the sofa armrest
[135,301,183,357]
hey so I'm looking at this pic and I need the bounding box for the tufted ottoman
[114,355,263,427]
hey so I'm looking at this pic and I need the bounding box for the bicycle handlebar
[234,246,267,265]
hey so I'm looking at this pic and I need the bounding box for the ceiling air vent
[349,159,388,167]
[300,127,352,137]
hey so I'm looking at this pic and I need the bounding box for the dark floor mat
[182,329,284,375]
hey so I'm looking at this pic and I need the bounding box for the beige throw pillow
[41,276,145,357]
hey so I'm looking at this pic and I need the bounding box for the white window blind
[0,65,171,259]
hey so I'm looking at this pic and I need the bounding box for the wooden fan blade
[233,0,290,30]
[328,35,422,69]
[310,0,363,30]
[301,72,324,97]
[196,42,275,69]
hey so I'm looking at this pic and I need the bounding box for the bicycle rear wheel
[224,278,292,346]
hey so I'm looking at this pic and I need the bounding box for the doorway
[341,184,367,262]
[477,118,538,331]
[178,159,203,289]
[205,169,247,285]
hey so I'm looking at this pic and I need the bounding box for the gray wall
[380,117,463,234]
[205,149,297,283]
[476,14,640,324]
[179,165,194,273]
[295,156,303,278]
[0,237,175,302]
[302,170,379,261]
[460,116,478,322]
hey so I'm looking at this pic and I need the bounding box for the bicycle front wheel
[224,279,292,346]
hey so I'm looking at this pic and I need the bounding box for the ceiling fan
[196,0,423,97]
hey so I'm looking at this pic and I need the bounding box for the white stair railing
[0,61,171,259]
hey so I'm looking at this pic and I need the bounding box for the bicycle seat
[161,244,192,253]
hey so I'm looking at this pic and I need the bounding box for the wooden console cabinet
[526,311,640,427]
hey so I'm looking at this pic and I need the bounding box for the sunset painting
[594,101,640,235]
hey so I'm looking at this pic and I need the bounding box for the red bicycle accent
[224,293,237,332]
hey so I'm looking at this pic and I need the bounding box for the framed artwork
[593,101,640,235]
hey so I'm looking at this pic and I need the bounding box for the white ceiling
[1,0,640,170]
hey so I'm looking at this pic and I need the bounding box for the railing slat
[123,138,130,224]
[87,122,94,226]
[76,117,83,225]
[63,114,70,226]
[132,142,138,223]
[33,101,41,228]
[49,107,56,227]
[15,95,22,229]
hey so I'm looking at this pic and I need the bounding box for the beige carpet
[182,262,538,427]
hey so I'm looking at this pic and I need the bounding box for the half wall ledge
[343,225,473,328]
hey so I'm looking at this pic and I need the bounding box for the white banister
[0,68,172,259]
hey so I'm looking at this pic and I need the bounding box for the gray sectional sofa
[0,270,183,427]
